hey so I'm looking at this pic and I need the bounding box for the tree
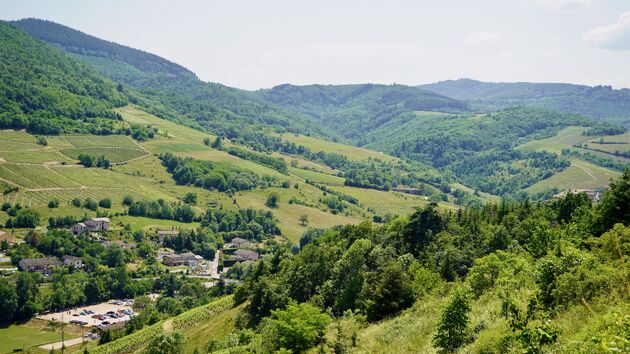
[403,202,446,255]
[203,137,211,146]
[84,198,98,211]
[146,332,184,354]
[433,289,470,352]
[362,263,413,321]
[182,192,197,205]
[122,195,134,206]
[299,214,309,226]
[15,272,41,319]
[14,209,41,228]
[78,154,96,167]
[595,168,630,234]
[211,136,222,149]
[104,245,125,267]
[266,193,279,208]
[260,302,331,353]
[48,199,59,208]
[98,198,112,208]
[0,279,18,323]
[72,198,82,207]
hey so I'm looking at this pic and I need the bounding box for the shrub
[99,198,112,208]
[433,289,470,351]
[266,193,279,208]
[48,199,60,208]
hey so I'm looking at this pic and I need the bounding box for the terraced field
[59,134,148,163]
[61,147,147,163]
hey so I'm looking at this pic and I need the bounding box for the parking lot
[37,300,134,329]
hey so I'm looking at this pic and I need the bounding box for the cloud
[584,12,630,51]
[529,0,593,11]
[463,32,503,47]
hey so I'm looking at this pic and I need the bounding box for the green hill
[0,21,127,134]
[10,18,335,140]
[421,78,630,126]
[258,83,469,143]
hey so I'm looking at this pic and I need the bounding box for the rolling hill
[420,78,630,126]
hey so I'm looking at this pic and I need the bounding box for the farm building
[18,257,62,276]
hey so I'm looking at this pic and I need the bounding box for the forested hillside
[11,18,335,140]
[421,78,630,126]
[0,21,127,134]
[258,83,469,142]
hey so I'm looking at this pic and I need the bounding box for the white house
[63,255,83,268]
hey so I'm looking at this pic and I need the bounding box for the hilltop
[421,78,630,126]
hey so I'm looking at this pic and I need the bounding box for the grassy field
[114,215,200,232]
[279,133,399,162]
[516,126,589,154]
[0,323,75,353]
[288,166,345,185]
[330,185,457,217]
[517,126,623,193]
[525,158,620,194]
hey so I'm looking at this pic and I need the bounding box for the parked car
[101,321,110,325]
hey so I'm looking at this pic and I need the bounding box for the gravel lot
[37,300,134,328]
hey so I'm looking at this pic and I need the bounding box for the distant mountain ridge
[420,78,630,126]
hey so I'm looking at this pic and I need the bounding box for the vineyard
[59,134,148,163]
[91,296,234,354]
[65,135,141,148]
[0,164,80,189]
[61,147,148,163]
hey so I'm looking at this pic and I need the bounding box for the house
[157,230,180,243]
[18,257,62,276]
[556,189,602,204]
[232,249,259,262]
[225,237,253,249]
[84,217,109,231]
[72,217,110,234]
[63,255,83,269]
[162,252,200,266]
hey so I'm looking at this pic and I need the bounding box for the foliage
[258,301,331,353]
[433,289,471,352]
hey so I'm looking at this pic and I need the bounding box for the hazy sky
[2,0,630,90]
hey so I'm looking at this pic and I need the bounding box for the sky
[2,0,630,90]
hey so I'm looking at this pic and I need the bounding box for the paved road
[39,337,90,350]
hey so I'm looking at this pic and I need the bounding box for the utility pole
[61,311,65,354]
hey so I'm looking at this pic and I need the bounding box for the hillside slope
[0,21,127,134]
[421,78,630,126]
[258,83,469,143]
[11,18,335,139]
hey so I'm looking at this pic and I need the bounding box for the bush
[71,198,82,207]
[99,198,112,208]
[122,195,134,206]
[266,193,279,208]
[48,199,60,208]
[84,198,98,211]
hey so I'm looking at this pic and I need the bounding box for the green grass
[115,215,200,232]
[280,133,399,162]
[288,167,345,185]
[525,158,620,193]
[0,324,71,353]
[516,126,589,154]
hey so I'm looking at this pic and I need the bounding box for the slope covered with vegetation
[11,18,335,140]
[421,78,630,126]
[258,83,469,143]
[0,21,127,134]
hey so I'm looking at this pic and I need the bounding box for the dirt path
[39,337,90,350]
[573,162,597,179]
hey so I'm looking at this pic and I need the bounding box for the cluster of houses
[18,255,83,276]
